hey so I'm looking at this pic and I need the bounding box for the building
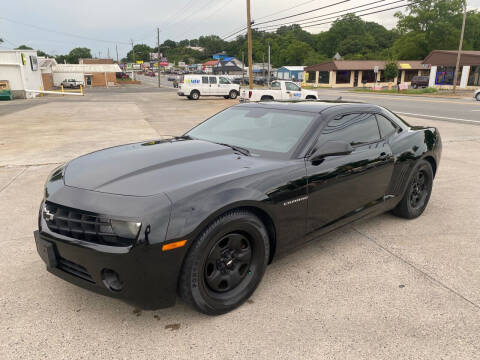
[52,63,122,87]
[202,60,219,73]
[304,60,429,88]
[0,50,43,98]
[38,57,57,90]
[252,63,272,77]
[79,58,114,64]
[423,50,480,89]
[276,66,305,81]
[213,58,244,75]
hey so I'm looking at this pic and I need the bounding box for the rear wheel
[190,90,200,100]
[392,160,433,219]
[179,210,269,315]
[476,93,480,101]
[229,90,238,99]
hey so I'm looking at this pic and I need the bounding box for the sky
[1,0,479,59]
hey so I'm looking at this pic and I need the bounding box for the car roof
[235,101,383,114]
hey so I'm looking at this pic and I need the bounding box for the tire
[190,90,200,100]
[187,95,192,100]
[229,90,238,99]
[476,93,480,101]
[179,210,270,315]
[392,160,433,219]
[412,83,418,89]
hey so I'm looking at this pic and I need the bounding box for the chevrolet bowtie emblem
[43,206,55,221]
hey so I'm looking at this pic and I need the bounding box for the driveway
[0,87,479,359]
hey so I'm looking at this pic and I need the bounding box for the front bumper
[34,227,186,309]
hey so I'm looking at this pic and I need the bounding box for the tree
[384,62,399,81]
[15,45,33,50]
[66,47,92,63]
[392,32,429,59]
[126,44,152,62]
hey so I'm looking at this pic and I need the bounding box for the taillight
[248,90,252,98]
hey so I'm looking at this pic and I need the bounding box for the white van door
[207,76,220,95]
[200,76,210,95]
[218,76,232,95]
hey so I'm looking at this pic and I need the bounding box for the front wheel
[179,210,269,315]
[392,160,433,219]
[476,93,480,101]
[229,90,238,99]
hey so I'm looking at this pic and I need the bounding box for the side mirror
[310,140,353,163]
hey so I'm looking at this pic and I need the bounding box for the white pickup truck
[240,80,318,102]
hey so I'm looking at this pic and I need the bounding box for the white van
[177,75,240,100]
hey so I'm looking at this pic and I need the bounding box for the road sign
[374,66,379,73]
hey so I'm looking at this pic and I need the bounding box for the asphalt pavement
[315,88,480,124]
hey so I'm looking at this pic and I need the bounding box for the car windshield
[186,107,316,155]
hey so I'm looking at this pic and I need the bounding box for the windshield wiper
[214,142,251,156]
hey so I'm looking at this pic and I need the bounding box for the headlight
[111,220,142,239]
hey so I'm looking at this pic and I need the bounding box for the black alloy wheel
[179,210,269,315]
[204,233,252,293]
[392,160,433,219]
[409,169,428,209]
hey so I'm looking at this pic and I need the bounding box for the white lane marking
[393,111,479,124]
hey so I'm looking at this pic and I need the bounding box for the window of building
[435,66,461,85]
[319,71,329,84]
[376,114,397,138]
[320,113,380,146]
[306,71,316,83]
[362,70,376,83]
[335,70,351,84]
[404,70,418,82]
[468,66,480,86]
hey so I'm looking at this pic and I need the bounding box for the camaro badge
[283,196,308,206]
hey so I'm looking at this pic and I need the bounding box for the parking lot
[1,85,479,359]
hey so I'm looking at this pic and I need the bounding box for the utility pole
[246,0,253,89]
[157,27,161,88]
[267,41,271,88]
[115,44,119,63]
[453,1,467,94]
[131,39,136,80]
[107,48,110,59]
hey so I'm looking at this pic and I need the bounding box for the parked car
[116,72,130,79]
[254,77,268,86]
[167,75,177,82]
[240,80,317,101]
[410,76,430,89]
[60,79,84,89]
[177,74,240,100]
[232,77,249,85]
[34,101,442,315]
[474,89,480,101]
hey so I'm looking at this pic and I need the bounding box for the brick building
[52,63,121,87]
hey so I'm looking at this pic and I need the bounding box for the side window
[285,82,301,91]
[202,76,209,84]
[376,114,397,138]
[209,76,217,84]
[321,113,381,146]
[271,81,281,89]
[219,77,230,84]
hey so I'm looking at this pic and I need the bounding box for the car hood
[64,139,264,196]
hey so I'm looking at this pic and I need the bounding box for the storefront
[423,50,480,89]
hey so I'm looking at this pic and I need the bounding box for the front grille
[58,256,94,283]
[43,201,132,247]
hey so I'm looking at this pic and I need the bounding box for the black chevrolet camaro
[35,101,442,315]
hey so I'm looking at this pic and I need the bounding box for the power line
[257,0,404,30]
[222,0,350,40]
[0,16,130,45]
[255,1,418,32]
[255,0,323,21]
[254,0,351,26]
